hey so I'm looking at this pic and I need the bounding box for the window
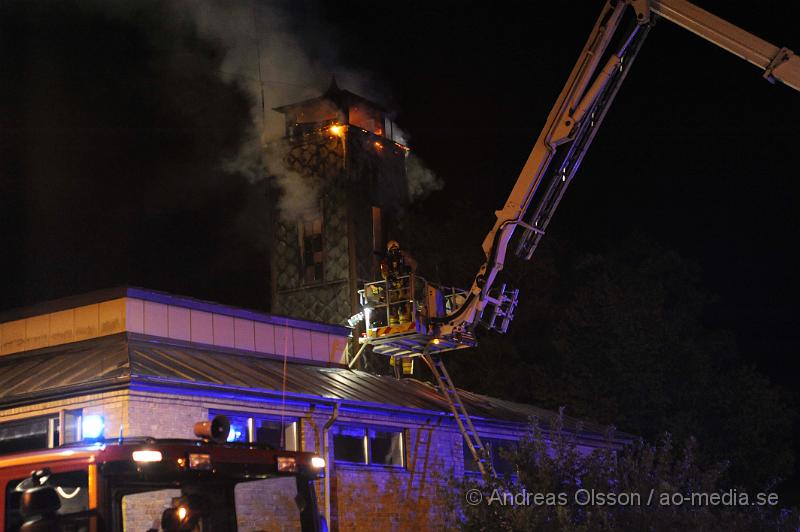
[332,425,405,467]
[371,206,382,256]
[254,418,298,451]
[300,217,324,284]
[369,428,404,466]
[0,410,83,455]
[332,426,365,463]
[209,412,299,451]
[463,437,518,476]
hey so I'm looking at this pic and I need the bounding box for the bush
[456,411,798,532]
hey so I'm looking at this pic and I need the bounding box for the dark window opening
[0,417,49,455]
[301,218,324,284]
[332,426,365,463]
[368,428,404,466]
[0,410,81,455]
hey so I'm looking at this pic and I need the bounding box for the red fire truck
[0,416,326,531]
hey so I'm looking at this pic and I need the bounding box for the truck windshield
[118,477,302,531]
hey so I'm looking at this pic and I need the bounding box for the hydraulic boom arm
[436,0,799,338]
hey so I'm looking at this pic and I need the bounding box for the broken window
[349,104,384,136]
[300,217,324,284]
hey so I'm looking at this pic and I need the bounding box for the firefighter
[380,240,416,324]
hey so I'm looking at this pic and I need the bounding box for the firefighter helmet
[387,240,400,252]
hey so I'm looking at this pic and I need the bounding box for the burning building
[0,287,627,530]
[0,84,629,530]
[269,79,409,325]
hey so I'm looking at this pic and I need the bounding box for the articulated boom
[352,0,799,479]
[399,0,798,346]
[356,0,799,359]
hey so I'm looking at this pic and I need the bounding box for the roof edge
[0,286,349,337]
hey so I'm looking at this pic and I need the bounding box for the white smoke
[264,142,319,221]
[406,154,444,201]
[394,124,444,200]
[176,0,443,213]
[176,0,380,220]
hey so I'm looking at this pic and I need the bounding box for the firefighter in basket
[380,240,417,325]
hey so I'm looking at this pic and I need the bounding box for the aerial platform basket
[357,275,475,358]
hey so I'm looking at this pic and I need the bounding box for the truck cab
[0,416,325,531]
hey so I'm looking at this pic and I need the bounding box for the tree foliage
[455,414,798,532]
[401,211,795,488]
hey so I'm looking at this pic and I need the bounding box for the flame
[329,124,344,136]
[374,141,383,150]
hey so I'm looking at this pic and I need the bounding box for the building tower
[269,80,409,325]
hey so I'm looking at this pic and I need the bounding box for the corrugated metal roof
[0,334,621,440]
[0,334,130,403]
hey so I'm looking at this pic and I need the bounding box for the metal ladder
[422,352,496,478]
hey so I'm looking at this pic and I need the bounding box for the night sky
[1,0,798,387]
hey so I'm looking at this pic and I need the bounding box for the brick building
[0,288,623,530]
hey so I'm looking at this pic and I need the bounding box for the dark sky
[1,0,799,385]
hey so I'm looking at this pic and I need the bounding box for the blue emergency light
[82,415,105,441]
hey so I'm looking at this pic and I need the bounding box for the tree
[404,215,795,489]
[455,414,798,532]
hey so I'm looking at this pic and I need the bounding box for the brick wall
[234,478,302,532]
[2,390,594,532]
[329,421,460,532]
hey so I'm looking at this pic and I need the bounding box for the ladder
[422,352,496,478]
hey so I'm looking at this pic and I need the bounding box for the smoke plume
[0,0,442,310]
[406,154,445,201]
[180,0,384,221]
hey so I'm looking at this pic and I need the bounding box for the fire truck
[0,415,326,531]
[354,0,800,477]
